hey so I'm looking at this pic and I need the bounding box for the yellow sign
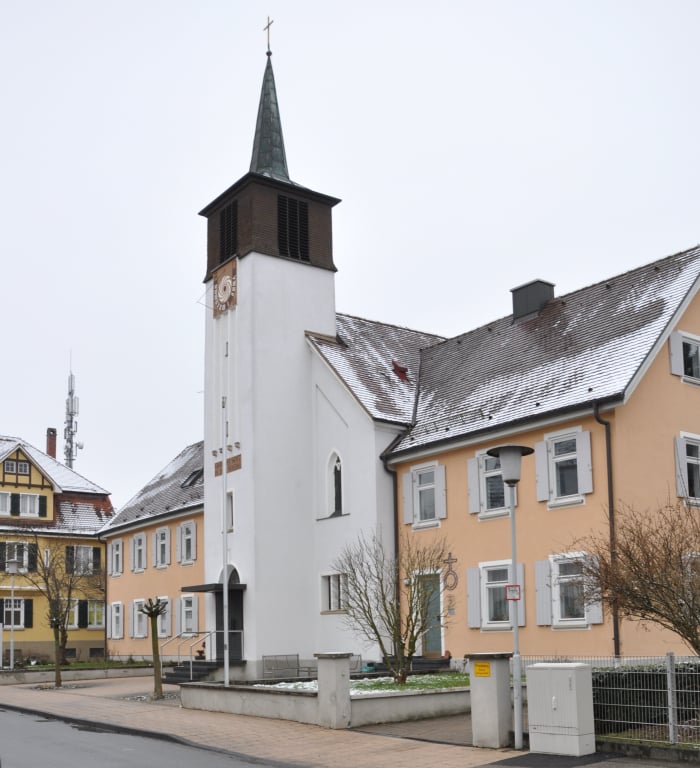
[473,662,491,677]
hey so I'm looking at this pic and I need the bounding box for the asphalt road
[0,708,282,768]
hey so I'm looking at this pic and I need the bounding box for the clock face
[213,262,237,316]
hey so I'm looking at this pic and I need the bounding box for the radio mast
[64,370,83,468]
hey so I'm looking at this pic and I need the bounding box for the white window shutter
[534,441,550,501]
[106,604,112,639]
[106,543,112,577]
[175,599,182,636]
[176,526,182,563]
[129,537,135,572]
[402,472,414,524]
[467,458,480,514]
[587,595,604,625]
[675,436,688,497]
[190,523,197,561]
[164,528,171,565]
[129,602,135,638]
[535,560,552,625]
[576,430,593,495]
[467,568,481,628]
[192,595,199,633]
[517,562,526,627]
[151,533,157,567]
[669,331,684,376]
[435,465,447,519]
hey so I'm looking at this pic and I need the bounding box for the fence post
[666,652,677,745]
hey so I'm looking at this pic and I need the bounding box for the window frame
[468,451,518,518]
[670,330,700,384]
[535,554,603,628]
[132,599,147,639]
[550,553,587,628]
[131,533,146,572]
[110,601,123,639]
[88,599,105,629]
[3,597,25,628]
[177,521,196,565]
[153,527,170,568]
[19,493,40,517]
[402,463,447,529]
[156,596,171,638]
[179,594,198,636]
[321,573,348,613]
[110,539,123,576]
[535,428,592,508]
[676,433,700,503]
[4,460,16,473]
[467,561,525,630]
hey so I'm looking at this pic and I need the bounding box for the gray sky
[1,1,698,508]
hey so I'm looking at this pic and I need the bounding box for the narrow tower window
[327,453,343,517]
[220,201,238,263]
[278,195,309,261]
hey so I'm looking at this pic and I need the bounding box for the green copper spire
[250,51,290,182]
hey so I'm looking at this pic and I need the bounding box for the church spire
[249,46,290,182]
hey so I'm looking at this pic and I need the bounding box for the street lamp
[6,557,20,671]
[486,444,533,750]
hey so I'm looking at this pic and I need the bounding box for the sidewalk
[0,676,675,768]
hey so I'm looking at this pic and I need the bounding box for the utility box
[466,653,512,748]
[526,663,595,756]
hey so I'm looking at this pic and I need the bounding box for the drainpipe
[594,402,620,657]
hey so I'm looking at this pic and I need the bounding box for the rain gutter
[594,401,620,657]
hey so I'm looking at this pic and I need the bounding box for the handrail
[160,629,244,680]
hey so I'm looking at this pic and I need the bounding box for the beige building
[388,246,700,659]
[101,442,205,662]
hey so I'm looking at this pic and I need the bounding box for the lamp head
[486,444,534,486]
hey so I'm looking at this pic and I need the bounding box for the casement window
[177,595,198,635]
[131,599,147,638]
[4,460,16,473]
[535,555,603,628]
[321,573,348,613]
[675,434,700,501]
[109,602,124,640]
[176,521,196,564]
[402,464,447,527]
[2,597,32,629]
[467,561,525,630]
[0,493,9,515]
[0,541,38,573]
[535,429,592,507]
[670,331,700,382]
[130,533,146,572]
[153,527,170,568]
[326,453,344,518]
[1,493,47,518]
[65,599,80,630]
[278,195,309,261]
[468,452,518,518]
[88,600,105,629]
[66,545,100,575]
[157,597,171,638]
[109,539,123,576]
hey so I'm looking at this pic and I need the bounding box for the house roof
[0,435,109,495]
[307,314,445,425]
[102,441,204,533]
[392,245,700,455]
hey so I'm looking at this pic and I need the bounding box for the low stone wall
[180,652,470,729]
[0,666,153,685]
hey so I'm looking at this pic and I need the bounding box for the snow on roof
[394,245,700,454]
[103,441,204,532]
[307,314,445,425]
[0,435,109,494]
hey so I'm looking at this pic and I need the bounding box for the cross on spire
[264,16,274,54]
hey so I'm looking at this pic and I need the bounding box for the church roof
[249,52,289,182]
[393,245,700,455]
[307,315,445,425]
[102,441,203,533]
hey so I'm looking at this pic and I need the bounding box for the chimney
[46,427,57,458]
[511,280,554,320]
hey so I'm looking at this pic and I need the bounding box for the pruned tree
[139,597,168,699]
[575,500,700,655]
[331,532,452,684]
[4,531,104,687]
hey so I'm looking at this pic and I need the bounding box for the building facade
[100,442,205,661]
[0,431,113,663]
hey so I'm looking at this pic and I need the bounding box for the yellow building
[100,442,205,663]
[388,246,700,659]
[0,431,113,663]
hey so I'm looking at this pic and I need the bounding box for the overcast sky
[1,1,698,508]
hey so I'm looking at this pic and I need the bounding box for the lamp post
[6,557,20,671]
[486,444,533,750]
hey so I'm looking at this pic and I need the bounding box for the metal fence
[522,653,700,747]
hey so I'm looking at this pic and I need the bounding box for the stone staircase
[163,659,220,684]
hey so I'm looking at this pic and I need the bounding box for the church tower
[199,46,341,675]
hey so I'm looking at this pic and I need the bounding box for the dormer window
[278,195,309,261]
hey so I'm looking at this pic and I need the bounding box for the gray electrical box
[526,663,595,756]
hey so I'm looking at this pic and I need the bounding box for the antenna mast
[64,370,83,467]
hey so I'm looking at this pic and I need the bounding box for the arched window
[328,453,343,517]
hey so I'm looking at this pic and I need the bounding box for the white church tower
[199,48,347,677]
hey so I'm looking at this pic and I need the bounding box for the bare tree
[5,531,104,687]
[139,597,168,699]
[575,500,700,655]
[331,532,452,684]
